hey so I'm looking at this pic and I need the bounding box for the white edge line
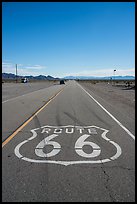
[78,83,135,140]
[2,85,58,104]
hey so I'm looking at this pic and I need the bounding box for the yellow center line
[2,86,65,148]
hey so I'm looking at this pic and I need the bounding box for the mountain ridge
[2,73,135,80]
[2,73,60,80]
[63,75,135,80]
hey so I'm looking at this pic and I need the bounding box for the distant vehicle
[21,78,28,83]
[60,80,65,85]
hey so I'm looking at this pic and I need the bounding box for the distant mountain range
[2,73,135,80]
[63,75,135,80]
[2,73,60,80]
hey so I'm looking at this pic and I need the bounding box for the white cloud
[2,62,47,76]
[2,62,16,73]
[2,62,135,77]
[63,68,135,77]
[24,65,47,70]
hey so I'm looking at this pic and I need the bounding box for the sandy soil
[2,81,60,102]
[78,81,135,121]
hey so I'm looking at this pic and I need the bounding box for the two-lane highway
[2,80,135,202]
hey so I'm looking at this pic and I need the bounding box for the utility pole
[16,64,17,83]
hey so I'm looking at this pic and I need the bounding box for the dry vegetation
[76,79,135,88]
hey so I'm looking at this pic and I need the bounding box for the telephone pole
[16,64,17,83]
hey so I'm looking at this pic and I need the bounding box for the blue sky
[2,2,135,77]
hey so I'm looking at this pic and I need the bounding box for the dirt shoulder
[78,81,135,123]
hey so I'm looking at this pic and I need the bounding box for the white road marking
[14,125,122,166]
[35,134,61,158]
[2,87,65,148]
[2,86,55,103]
[75,134,101,158]
[78,83,135,140]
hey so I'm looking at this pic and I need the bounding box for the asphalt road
[2,81,58,102]
[2,80,135,202]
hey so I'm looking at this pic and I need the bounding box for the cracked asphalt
[2,80,135,202]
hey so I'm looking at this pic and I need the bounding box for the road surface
[2,80,135,202]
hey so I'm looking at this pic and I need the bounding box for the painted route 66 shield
[14,125,122,166]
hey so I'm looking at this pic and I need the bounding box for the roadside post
[113,69,116,85]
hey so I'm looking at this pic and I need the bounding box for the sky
[2,2,135,77]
